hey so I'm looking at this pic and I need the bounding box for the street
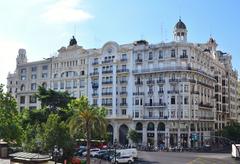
[135,151,239,164]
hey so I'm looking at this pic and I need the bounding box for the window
[159,50,163,59]
[29,106,36,110]
[148,52,153,60]
[42,73,48,78]
[122,109,126,115]
[66,81,72,89]
[20,96,25,104]
[21,75,26,80]
[80,79,85,88]
[31,74,37,79]
[183,50,187,56]
[42,65,48,70]
[20,84,25,91]
[53,82,58,90]
[184,97,189,104]
[29,95,37,103]
[21,68,26,74]
[31,66,37,72]
[171,96,175,104]
[122,53,127,59]
[171,49,175,57]
[60,82,64,89]
[81,70,85,75]
[135,99,139,105]
[135,111,139,118]
[31,83,36,90]
[93,99,98,105]
[73,80,77,88]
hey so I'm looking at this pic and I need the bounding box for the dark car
[74,148,86,156]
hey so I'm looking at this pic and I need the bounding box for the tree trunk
[86,122,91,164]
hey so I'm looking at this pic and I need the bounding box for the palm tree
[68,97,107,164]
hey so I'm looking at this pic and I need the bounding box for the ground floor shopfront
[107,119,214,148]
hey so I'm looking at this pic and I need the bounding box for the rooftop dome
[175,19,186,29]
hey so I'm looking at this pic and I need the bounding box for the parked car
[74,148,86,156]
[111,155,134,164]
[82,148,100,157]
[95,150,108,159]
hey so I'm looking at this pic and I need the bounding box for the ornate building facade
[7,20,239,148]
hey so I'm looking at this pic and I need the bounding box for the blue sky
[0,0,240,85]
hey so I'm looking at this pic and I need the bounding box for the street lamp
[52,145,63,164]
[36,140,41,158]
[113,139,118,163]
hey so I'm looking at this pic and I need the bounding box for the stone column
[188,123,191,148]
[165,123,170,148]
[142,124,147,146]
[154,123,158,148]
[113,123,119,142]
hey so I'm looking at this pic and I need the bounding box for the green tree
[42,114,74,160]
[68,97,107,164]
[35,86,74,114]
[127,129,139,146]
[221,122,240,142]
[0,84,22,144]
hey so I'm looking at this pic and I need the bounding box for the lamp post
[52,145,63,164]
[36,140,41,158]
[113,139,118,163]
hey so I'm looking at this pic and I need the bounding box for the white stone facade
[7,20,239,148]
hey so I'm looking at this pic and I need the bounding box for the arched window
[136,122,143,131]
[157,122,165,131]
[147,122,154,131]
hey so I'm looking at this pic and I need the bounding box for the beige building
[7,19,239,148]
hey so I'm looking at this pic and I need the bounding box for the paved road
[1,152,238,164]
[136,151,239,164]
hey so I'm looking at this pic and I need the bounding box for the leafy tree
[42,114,74,160]
[68,97,107,164]
[220,122,240,143]
[127,129,139,146]
[35,86,74,114]
[0,84,22,144]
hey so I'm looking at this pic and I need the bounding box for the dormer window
[159,50,163,59]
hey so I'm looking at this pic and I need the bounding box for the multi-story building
[7,19,239,148]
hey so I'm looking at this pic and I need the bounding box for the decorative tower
[16,48,27,65]
[174,19,188,42]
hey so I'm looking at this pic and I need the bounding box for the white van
[116,148,138,159]
[232,144,240,158]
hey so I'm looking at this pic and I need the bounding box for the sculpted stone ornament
[69,36,77,46]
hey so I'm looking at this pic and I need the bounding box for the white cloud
[0,39,26,88]
[41,0,93,24]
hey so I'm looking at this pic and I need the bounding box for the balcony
[199,102,213,108]
[120,103,128,106]
[102,70,113,74]
[101,103,112,106]
[90,72,99,76]
[148,91,154,95]
[120,80,128,84]
[167,90,179,94]
[157,79,165,84]
[191,90,199,94]
[102,92,112,96]
[102,81,112,85]
[144,103,166,107]
[143,116,168,119]
[120,91,128,95]
[199,116,214,120]
[135,58,143,63]
[135,81,143,85]
[102,59,113,64]
[169,79,179,83]
[120,58,128,62]
[180,55,188,59]
[92,83,99,89]
[117,69,129,73]
[92,61,99,65]
[158,90,164,94]
[147,80,155,85]
[92,93,98,97]
[133,92,145,96]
